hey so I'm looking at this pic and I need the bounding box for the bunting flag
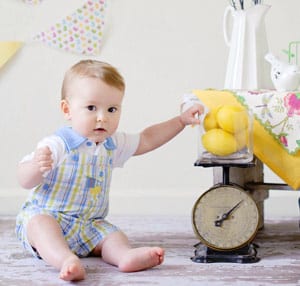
[32,0,107,55]
[23,0,43,4]
[0,42,23,69]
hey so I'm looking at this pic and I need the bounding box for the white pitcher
[223,4,272,90]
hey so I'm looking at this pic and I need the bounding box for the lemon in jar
[203,106,221,131]
[202,128,237,156]
[216,105,248,133]
[236,129,249,151]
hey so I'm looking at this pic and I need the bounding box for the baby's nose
[97,111,106,122]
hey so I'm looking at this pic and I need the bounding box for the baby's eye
[108,107,117,113]
[87,105,97,111]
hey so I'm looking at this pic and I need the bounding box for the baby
[16,59,203,281]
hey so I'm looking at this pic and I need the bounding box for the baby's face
[62,77,124,143]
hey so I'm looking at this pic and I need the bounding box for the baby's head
[61,60,125,101]
[61,60,126,143]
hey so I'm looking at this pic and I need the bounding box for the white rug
[0,215,299,286]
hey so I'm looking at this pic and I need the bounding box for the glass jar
[197,104,253,163]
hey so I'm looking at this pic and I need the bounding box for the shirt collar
[55,127,116,152]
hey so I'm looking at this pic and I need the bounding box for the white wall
[0,0,299,218]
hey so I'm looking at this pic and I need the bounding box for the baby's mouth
[94,127,106,132]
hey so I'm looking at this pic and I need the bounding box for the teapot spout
[265,53,276,64]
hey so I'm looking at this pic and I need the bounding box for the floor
[0,215,300,286]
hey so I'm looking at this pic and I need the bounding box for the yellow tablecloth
[193,89,300,190]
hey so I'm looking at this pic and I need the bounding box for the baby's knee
[27,213,56,230]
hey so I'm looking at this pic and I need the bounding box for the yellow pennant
[0,42,23,69]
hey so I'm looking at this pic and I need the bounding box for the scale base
[191,243,260,264]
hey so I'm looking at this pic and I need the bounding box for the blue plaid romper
[16,127,135,257]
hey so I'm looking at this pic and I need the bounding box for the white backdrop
[0,0,299,217]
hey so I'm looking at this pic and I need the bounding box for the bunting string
[22,0,43,4]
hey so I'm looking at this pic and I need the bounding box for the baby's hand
[180,104,204,126]
[33,146,53,174]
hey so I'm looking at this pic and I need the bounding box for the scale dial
[192,185,259,251]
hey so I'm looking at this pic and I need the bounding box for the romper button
[43,184,49,191]
[72,154,79,161]
[86,141,93,147]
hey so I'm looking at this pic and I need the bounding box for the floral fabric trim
[233,90,300,155]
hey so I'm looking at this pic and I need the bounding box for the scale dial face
[192,185,259,251]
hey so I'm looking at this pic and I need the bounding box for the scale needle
[215,200,243,227]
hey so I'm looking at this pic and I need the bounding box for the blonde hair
[61,60,125,100]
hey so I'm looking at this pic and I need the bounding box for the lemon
[203,106,221,131]
[235,129,248,151]
[202,128,237,156]
[216,105,248,133]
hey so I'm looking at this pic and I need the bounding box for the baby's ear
[61,100,71,120]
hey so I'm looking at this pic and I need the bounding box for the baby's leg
[26,214,85,281]
[98,231,164,272]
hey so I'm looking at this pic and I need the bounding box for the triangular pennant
[0,41,23,69]
[32,0,107,55]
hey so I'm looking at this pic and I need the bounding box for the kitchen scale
[191,158,260,263]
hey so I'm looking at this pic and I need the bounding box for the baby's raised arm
[134,104,204,156]
[17,146,53,189]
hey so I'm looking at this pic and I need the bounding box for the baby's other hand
[180,104,204,126]
[33,146,53,174]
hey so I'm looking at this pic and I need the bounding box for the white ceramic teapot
[265,53,300,92]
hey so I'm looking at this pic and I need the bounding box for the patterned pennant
[32,0,107,55]
[0,42,23,69]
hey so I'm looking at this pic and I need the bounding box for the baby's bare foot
[59,255,86,281]
[118,247,164,272]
